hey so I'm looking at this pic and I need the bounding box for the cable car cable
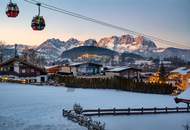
[30,2,45,31]
[23,0,190,48]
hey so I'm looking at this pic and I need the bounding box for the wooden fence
[55,75,176,95]
[82,107,190,116]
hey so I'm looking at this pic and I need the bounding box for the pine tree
[0,42,5,63]
[158,61,167,83]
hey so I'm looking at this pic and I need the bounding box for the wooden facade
[0,57,47,83]
[46,65,62,74]
[168,67,190,91]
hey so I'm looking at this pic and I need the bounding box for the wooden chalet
[46,65,62,75]
[46,64,73,76]
[0,57,47,83]
[69,62,103,76]
[46,62,103,76]
[168,67,190,91]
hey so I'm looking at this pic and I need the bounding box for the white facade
[1,75,48,83]
[135,60,154,66]
[14,62,19,73]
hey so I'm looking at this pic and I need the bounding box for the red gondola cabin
[6,2,19,18]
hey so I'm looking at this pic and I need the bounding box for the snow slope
[0,83,189,130]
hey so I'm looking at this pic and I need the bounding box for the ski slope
[0,83,189,130]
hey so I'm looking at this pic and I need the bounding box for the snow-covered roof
[45,65,60,69]
[70,62,102,67]
[134,60,154,65]
[171,67,190,75]
[69,62,84,66]
[159,61,172,64]
[106,67,140,72]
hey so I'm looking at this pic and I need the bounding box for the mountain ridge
[1,34,190,62]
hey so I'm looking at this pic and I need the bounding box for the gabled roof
[171,67,190,75]
[70,62,102,67]
[0,57,46,73]
[45,65,60,69]
[106,67,141,73]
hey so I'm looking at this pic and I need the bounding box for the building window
[188,79,190,83]
[22,69,26,73]
[31,69,34,73]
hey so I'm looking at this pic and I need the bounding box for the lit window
[31,69,34,73]
[22,69,26,73]
[188,79,190,83]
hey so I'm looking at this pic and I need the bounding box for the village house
[168,67,190,91]
[46,62,103,76]
[46,65,62,75]
[0,57,47,83]
[69,62,103,76]
[134,60,154,66]
[159,60,172,67]
[105,67,141,80]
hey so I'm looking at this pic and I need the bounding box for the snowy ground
[0,83,189,130]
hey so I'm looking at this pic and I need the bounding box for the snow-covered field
[0,83,189,130]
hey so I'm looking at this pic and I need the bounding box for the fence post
[98,108,100,116]
[165,107,168,113]
[141,107,144,114]
[176,107,179,112]
[128,108,130,115]
[187,105,189,112]
[154,107,157,113]
[113,108,116,115]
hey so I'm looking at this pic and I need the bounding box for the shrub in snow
[73,103,83,114]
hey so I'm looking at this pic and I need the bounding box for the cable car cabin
[6,3,19,18]
[31,16,45,31]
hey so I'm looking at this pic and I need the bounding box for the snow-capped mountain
[2,34,189,63]
[35,38,81,61]
[36,38,65,61]
[82,39,97,46]
[160,47,190,61]
[64,38,81,50]
[34,35,190,62]
[36,35,158,58]
[98,35,157,53]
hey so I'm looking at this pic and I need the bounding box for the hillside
[61,46,119,59]
[160,47,190,61]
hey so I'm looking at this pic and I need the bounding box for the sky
[0,0,190,48]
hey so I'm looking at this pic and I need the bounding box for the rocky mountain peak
[83,39,97,46]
